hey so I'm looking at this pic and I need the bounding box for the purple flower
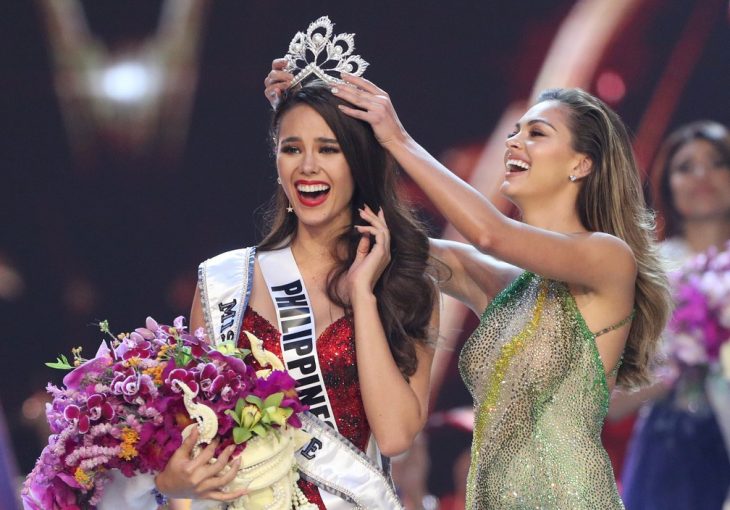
[63,356,112,391]
[166,368,199,396]
[87,393,114,421]
[667,243,730,365]
[198,363,221,395]
[252,369,297,399]
[64,405,90,434]
[110,370,155,404]
[173,316,186,330]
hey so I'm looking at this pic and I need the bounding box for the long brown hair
[259,81,436,377]
[538,88,672,388]
[650,121,730,239]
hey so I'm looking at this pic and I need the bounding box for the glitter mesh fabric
[459,272,625,509]
[240,306,370,509]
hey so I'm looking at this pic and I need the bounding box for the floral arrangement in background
[22,317,307,510]
[665,241,730,368]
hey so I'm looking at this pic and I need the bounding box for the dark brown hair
[259,81,436,377]
[651,121,730,239]
[537,88,671,389]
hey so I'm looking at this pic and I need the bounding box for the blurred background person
[610,121,730,510]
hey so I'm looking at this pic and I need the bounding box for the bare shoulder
[583,232,637,287]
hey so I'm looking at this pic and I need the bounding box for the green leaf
[225,409,242,426]
[234,398,246,417]
[245,395,263,408]
[233,427,252,444]
[45,355,74,370]
[262,392,284,409]
[251,424,267,436]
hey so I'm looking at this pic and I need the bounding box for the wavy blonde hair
[538,88,672,388]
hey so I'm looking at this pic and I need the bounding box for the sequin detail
[459,272,624,509]
[240,306,370,509]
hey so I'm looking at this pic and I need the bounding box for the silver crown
[285,16,369,88]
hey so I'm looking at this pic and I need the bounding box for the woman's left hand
[332,74,409,149]
[346,205,392,298]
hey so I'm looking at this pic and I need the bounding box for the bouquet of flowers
[665,241,730,369]
[22,317,310,510]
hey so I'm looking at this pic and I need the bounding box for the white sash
[297,413,403,510]
[198,247,403,510]
[198,247,255,344]
[258,247,338,431]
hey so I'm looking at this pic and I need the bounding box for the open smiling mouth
[506,159,531,174]
[296,182,331,206]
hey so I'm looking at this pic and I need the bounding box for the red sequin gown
[239,306,371,509]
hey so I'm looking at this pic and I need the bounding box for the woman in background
[616,121,730,510]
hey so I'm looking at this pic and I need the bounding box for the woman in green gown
[265,66,673,508]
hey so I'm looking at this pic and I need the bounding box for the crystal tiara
[284,16,369,88]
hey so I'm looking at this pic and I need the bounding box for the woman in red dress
[155,79,440,509]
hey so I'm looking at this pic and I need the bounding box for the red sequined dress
[238,306,371,509]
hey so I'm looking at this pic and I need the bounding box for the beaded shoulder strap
[592,308,636,338]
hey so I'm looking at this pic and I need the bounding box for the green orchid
[225,392,293,444]
[214,340,250,359]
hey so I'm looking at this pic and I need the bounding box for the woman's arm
[347,206,437,457]
[430,238,522,315]
[333,75,637,294]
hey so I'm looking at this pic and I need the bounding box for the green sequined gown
[459,271,625,509]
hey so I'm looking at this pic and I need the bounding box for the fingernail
[331,87,339,94]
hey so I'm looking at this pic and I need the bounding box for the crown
[284,16,369,88]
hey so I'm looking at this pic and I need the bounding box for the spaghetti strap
[592,308,636,338]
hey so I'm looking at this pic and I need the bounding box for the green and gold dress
[459,271,630,509]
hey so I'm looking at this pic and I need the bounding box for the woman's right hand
[154,428,246,502]
[264,58,294,109]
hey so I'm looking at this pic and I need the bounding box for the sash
[198,247,403,510]
[297,413,403,510]
[198,247,255,344]
[258,247,337,430]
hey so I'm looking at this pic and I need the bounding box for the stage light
[99,61,157,103]
[596,70,626,103]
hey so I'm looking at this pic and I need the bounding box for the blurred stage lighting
[21,396,46,421]
[596,70,626,103]
[98,61,158,103]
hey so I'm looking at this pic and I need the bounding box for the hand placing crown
[284,16,369,88]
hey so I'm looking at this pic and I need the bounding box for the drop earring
[287,203,294,213]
